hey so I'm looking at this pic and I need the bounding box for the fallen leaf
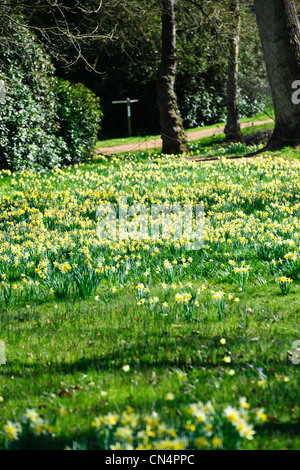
[58,389,72,398]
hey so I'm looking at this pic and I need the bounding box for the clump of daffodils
[174,291,198,321]
[91,398,266,450]
[233,264,251,291]
[223,397,266,442]
[1,155,300,312]
[175,292,192,304]
[210,290,225,319]
[24,409,53,436]
[275,276,293,295]
[3,421,22,442]
[3,409,53,446]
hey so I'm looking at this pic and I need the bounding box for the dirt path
[95,119,273,155]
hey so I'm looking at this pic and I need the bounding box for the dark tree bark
[156,0,188,154]
[224,0,242,141]
[254,0,300,149]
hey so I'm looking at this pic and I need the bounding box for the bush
[55,79,103,165]
[0,24,67,172]
[178,85,226,129]
[0,18,102,172]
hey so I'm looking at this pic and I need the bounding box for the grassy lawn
[95,120,276,158]
[0,136,299,450]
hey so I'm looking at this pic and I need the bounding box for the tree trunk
[156,0,188,154]
[224,0,241,141]
[254,0,300,149]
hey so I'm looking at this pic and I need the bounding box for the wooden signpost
[112,97,138,137]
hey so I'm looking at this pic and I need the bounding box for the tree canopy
[2,0,300,153]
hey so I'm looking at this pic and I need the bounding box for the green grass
[0,281,299,449]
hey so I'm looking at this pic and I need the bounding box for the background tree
[156,0,188,154]
[1,0,272,142]
[37,0,269,139]
[254,0,300,149]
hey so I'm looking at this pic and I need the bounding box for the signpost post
[0,80,6,105]
[112,97,139,137]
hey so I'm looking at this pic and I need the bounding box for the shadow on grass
[0,329,294,378]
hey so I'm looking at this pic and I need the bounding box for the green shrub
[55,79,103,165]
